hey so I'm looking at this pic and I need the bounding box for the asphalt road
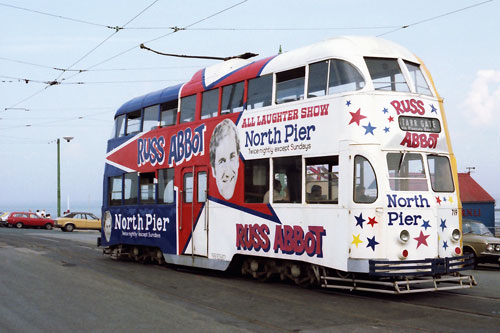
[1,227,500,332]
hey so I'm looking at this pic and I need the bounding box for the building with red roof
[458,173,496,231]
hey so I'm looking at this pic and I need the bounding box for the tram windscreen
[387,153,428,191]
[428,155,454,192]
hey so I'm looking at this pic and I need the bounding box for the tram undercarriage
[102,244,476,294]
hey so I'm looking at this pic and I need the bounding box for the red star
[367,216,378,228]
[414,231,430,249]
[435,196,442,205]
[348,108,367,126]
[388,116,394,122]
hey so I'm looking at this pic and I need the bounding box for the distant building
[458,173,496,231]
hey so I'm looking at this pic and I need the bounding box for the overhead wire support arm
[139,44,258,61]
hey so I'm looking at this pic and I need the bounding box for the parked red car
[6,212,54,230]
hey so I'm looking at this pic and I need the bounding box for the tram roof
[114,36,418,118]
[115,83,182,117]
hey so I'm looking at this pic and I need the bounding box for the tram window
[387,153,428,191]
[140,172,156,204]
[244,159,269,203]
[404,61,432,96]
[124,173,138,205]
[108,176,122,206]
[427,155,454,192]
[160,101,178,127]
[268,156,302,203]
[180,95,196,123]
[143,105,159,132]
[198,172,207,203]
[113,115,126,138]
[354,156,378,203]
[221,81,244,114]
[276,67,305,104]
[126,110,142,135]
[365,58,409,92]
[306,156,339,204]
[308,61,328,98]
[158,168,174,204]
[329,59,365,94]
[247,74,272,110]
[201,88,219,119]
[183,173,193,203]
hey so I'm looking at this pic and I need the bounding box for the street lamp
[57,137,74,217]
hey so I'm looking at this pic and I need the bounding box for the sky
[1,0,499,215]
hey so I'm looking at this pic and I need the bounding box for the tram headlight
[399,230,410,243]
[451,229,461,242]
[487,244,494,252]
[496,244,500,252]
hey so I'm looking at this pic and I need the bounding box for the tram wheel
[242,258,272,281]
[335,269,351,279]
[288,263,318,288]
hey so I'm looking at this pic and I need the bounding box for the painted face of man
[212,134,239,200]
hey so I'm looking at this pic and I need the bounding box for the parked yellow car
[55,212,101,232]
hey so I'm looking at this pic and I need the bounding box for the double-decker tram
[100,36,476,293]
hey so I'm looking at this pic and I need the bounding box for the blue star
[442,197,447,202]
[430,104,437,113]
[366,236,379,251]
[383,127,390,133]
[362,122,376,135]
[440,219,447,232]
[355,213,365,229]
[443,240,449,250]
[382,108,388,114]
[346,100,351,107]
[422,220,431,230]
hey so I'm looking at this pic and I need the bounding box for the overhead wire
[6,0,160,109]
[0,56,202,73]
[124,25,400,31]
[62,0,249,82]
[1,75,185,85]
[3,0,491,114]
[377,0,493,37]
[0,2,110,29]
[54,0,160,81]
[5,0,246,110]
[0,109,115,132]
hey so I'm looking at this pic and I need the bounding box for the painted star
[384,127,390,133]
[414,230,430,249]
[352,234,363,248]
[443,240,449,250]
[382,107,389,114]
[388,116,394,122]
[440,219,447,232]
[442,197,447,202]
[435,196,442,205]
[448,196,454,203]
[355,213,365,228]
[366,236,379,251]
[430,104,437,113]
[367,216,378,228]
[363,122,376,135]
[421,220,431,230]
[346,100,352,107]
[348,108,367,126]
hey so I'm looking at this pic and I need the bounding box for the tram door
[181,166,209,257]
[348,145,385,258]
